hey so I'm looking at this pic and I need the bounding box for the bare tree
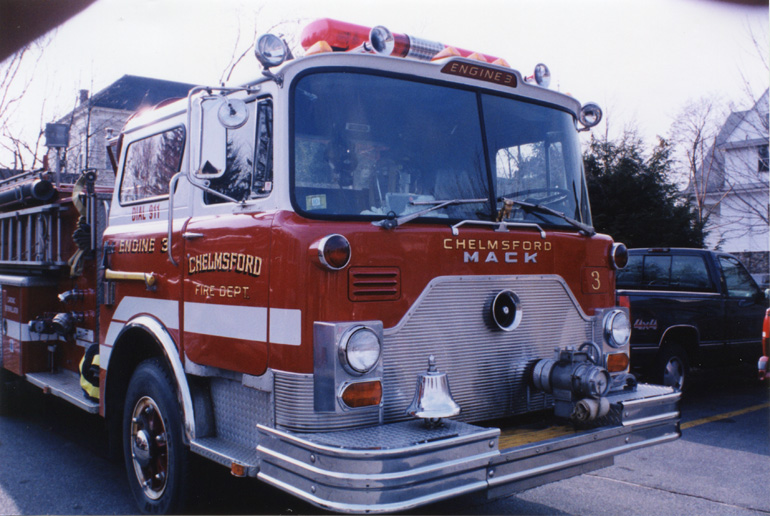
[670,20,769,253]
[669,95,729,226]
[0,39,50,170]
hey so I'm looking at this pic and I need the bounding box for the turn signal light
[341,381,382,408]
[606,352,630,372]
[310,234,351,271]
[611,243,629,269]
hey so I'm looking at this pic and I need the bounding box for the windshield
[291,71,591,228]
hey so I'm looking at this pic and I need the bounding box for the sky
[1,0,768,169]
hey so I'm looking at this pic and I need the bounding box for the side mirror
[192,96,229,179]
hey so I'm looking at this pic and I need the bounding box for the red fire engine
[0,19,680,514]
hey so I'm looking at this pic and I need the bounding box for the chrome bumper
[256,383,680,514]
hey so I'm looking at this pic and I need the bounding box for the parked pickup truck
[616,248,767,390]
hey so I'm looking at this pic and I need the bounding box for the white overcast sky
[2,0,768,167]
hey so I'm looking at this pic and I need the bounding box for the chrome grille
[274,371,380,432]
[382,275,593,423]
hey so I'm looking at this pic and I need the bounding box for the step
[191,437,259,477]
[26,370,99,414]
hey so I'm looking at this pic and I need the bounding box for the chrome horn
[406,355,461,427]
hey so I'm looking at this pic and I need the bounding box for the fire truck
[0,19,680,514]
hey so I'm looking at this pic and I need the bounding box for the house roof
[89,74,195,111]
[686,89,769,196]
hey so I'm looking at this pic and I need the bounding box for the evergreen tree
[584,131,705,248]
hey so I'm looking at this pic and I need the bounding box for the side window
[671,255,713,292]
[719,255,760,298]
[205,98,273,204]
[643,255,671,288]
[616,255,643,288]
[120,126,185,204]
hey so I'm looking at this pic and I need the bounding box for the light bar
[300,18,505,63]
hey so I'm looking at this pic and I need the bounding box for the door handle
[183,232,205,240]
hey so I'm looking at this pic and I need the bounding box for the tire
[0,367,20,416]
[123,358,189,514]
[655,345,689,391]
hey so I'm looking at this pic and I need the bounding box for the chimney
[79,89,89,105]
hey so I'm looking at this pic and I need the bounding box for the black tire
[123,358,189,514]
[655,345,689,391]
[0,367,20,416]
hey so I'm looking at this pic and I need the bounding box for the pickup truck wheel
[123,359,189,514]
[656,346,689,391]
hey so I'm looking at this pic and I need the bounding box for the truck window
[205,99,273,204]
[120,126,185,204]
[292,72,488,219]
[483,94,587,224]
[618,254,714,292]
[719,255,761,298]
[616,254,643,288]
[671,255,713,292]
[642,255,671,288]
[290,72,589,227]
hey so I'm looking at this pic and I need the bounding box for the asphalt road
[0,368,768,515]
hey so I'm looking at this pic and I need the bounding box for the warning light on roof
[300,18,508,65]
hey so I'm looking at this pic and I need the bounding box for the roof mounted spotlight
[534,63,551,88]
[578,102,603,131]
[524,63,551,88]
[368,25,395,55]
[255,33,291,69]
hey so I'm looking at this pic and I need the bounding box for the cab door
[103,122,190,357]
[181,97,274,376]
[718,254,765,364]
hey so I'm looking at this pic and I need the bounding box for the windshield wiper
[373,198,488,230]
[501,198,596,236]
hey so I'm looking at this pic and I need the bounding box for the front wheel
[123,358,189,514]
[655,345,689,391]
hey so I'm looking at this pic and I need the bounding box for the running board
[191,437,259,477]
[26,370,99,413]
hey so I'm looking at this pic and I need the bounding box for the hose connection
[532,346,611,422]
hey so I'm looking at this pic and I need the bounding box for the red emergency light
[300,18,506,65]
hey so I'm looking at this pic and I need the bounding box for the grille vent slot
[348,267,400,302]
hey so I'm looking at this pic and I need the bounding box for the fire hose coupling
[532,345,611,422]
[28,311,84,337]
[51,311,85,336]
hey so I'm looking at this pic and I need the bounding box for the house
[50,75,195,185]
[687,89,769,285]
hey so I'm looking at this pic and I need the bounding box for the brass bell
[406,355,461,426]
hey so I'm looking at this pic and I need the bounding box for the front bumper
[256,383,680,513]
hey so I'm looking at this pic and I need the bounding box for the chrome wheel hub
[663,357,685,390]
[130,396,168,500]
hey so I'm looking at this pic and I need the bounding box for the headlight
[604,310,631,348]
[339,327,381,374]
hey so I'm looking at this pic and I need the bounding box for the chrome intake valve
[532,346,611,422]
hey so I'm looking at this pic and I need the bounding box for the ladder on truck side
[0,200,98,413]
[0,203,67,271]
